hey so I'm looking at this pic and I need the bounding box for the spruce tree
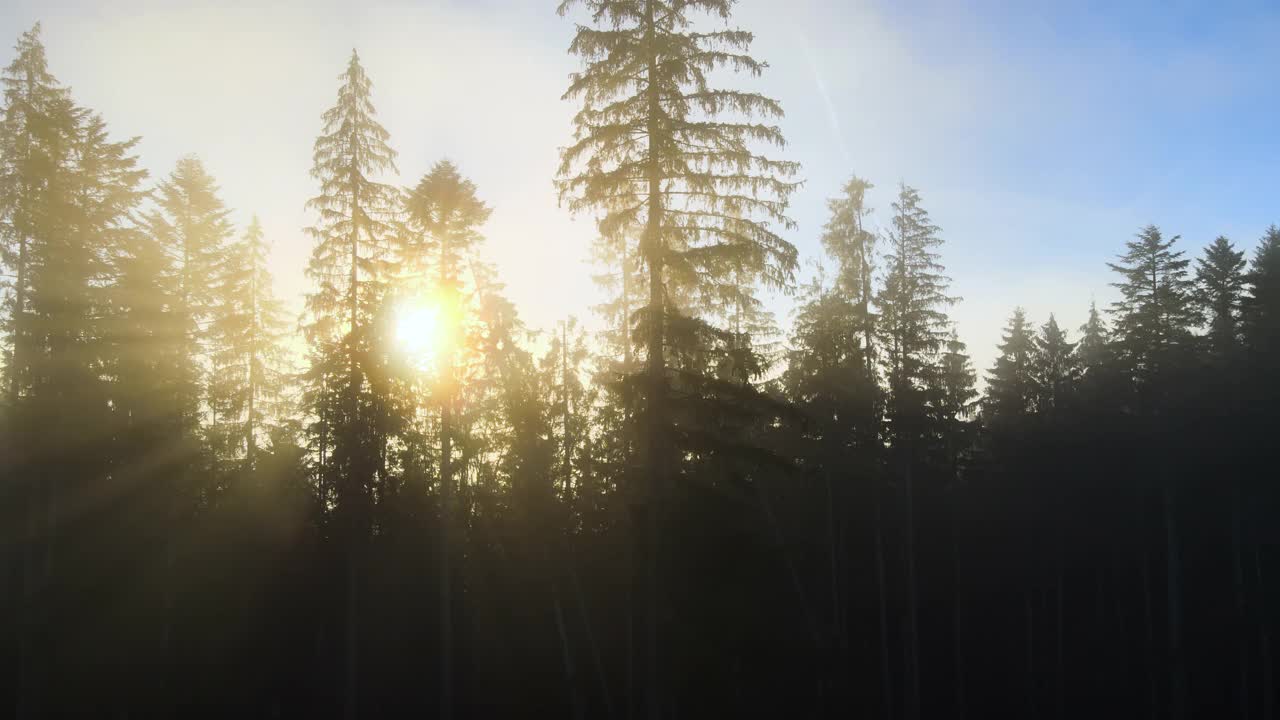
[822,174,877,373]
[557,2,798,714]
[208,216,292,467]
[784,271,876,447]
[25,100,147,718]
[1077,300,1110,373]
[876,183,954,443]
[303,47,399,513]
[0,23,72,402]
[540,317,594,514]
[1032,314,1078,415]
[984,307,1037,422]
[1108,225,1196,719]
[873,182,954,720]
[400,158,491,720]
[931,328,977,468]
[301,48,399,720]
[1243,225,1280,359]
[144,155,234,440]
[136,156,235,670]
[0,31,73,688]
[1107,225,1196,388]
[1194,235,1246,360]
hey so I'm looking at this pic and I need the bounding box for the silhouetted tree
[1108,224,1198,720]
[146,156,233,434]
[932,328,977,469]
[1108,225,1197,393]
[984,307,1036,423]
[19,90,146,716]
[1195,235,1246,360]
[822,175,877,374]
[301,48,400,720]
[1077,300,1110,371]
[875,182,955,720]
[1244,225,1280,359]
[0,23,68,403]
[1031,314,1078,415]
[0,30,71,705]
[558,1,798,714]
[7,16,1280,720]
[208,215,293,467]
[400,159,492,719]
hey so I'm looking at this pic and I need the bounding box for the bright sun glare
[394,301,445,370]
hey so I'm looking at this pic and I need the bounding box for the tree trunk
[1026,591,1037,719]
[247,257,258,468]
[639,1,666,716]
[875,496,894,720]
[1164,484,1186,720]
[1055,529,1066,720]
[627,530,636,720]
[953,536,965,720]
[10,72,35,714]
[562,322,573,503]
[439,384,454,720]
[9,64,34,402]
[824,471,842,656]
[1234,484,1251,720]
[343,158,363,720]
[903,454,921,720]
[1094,567,1107,703]
[1256,549,1273,720]
[553,584,585,720]
[571,560,615,720]
[344,546,360,720]
[16,468,45,720]
[1139,492,1157,720]
[622,235,631,368]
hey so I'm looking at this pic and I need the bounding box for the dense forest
[2,2,1279,718]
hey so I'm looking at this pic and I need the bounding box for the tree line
[2,2,1280,718]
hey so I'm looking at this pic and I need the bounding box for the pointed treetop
[4,21,60,92]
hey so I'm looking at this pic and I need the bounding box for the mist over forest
[2,2,1279,718]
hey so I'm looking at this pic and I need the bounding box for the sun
[394,300,445,370]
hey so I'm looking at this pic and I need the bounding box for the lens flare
[394,300,444,370]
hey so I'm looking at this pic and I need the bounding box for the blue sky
[2,0,1277,373]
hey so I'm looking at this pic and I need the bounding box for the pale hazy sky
[3,0,1279,374]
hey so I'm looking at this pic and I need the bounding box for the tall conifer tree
[1195,235,1246,360]
[400,159,491,719]
[822,174,877,373]
[1077,300,1110,373]
[21,95,147,718]
[145,156,234,440]
[874,182,954,720]
[558,2,798,714]
[876,183,954,444]
[1107,225,1196,389]
[1108,224,1196,720]
[302,49,399,720]
[208,216,292,466]
[1032,314,1078,415]
[932,328,977,467]
[984,307,1037,423]
[1245,225,1280,358]
[0,23,72,402]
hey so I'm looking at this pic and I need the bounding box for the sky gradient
[2,0,1277,373]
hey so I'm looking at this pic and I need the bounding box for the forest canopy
[2,5,1280,719]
